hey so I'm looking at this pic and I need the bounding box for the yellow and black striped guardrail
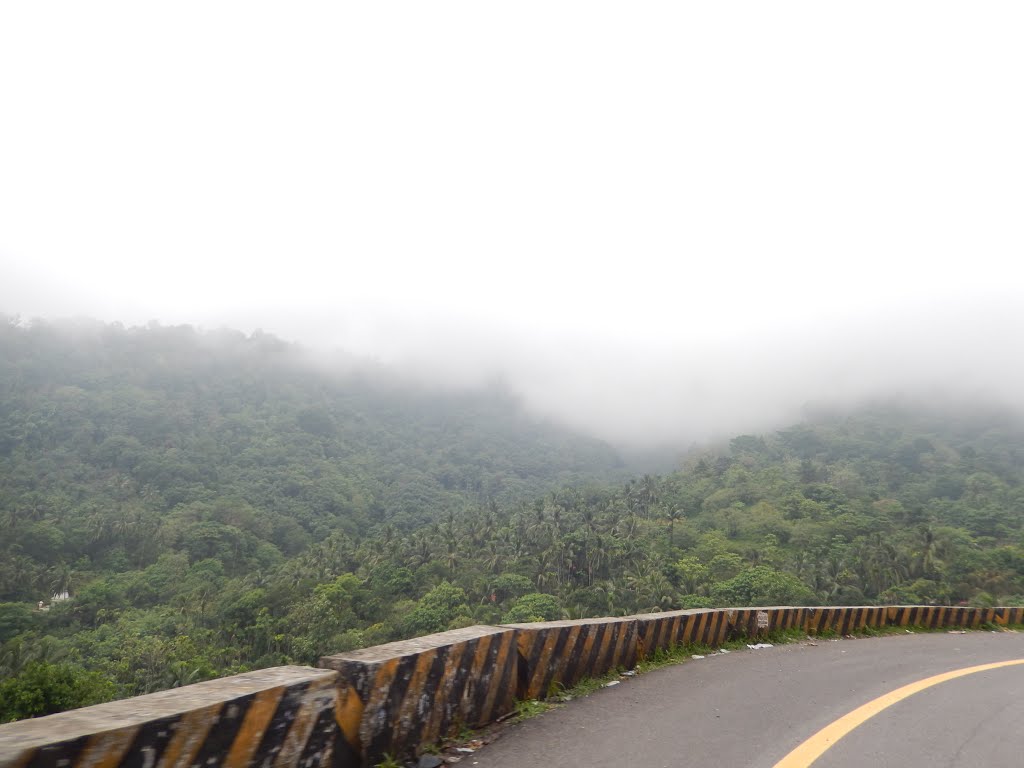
[0,667,338,768]
[2,606,1021,768]
[807,606,889,634]
[502,617,638,701]
[886,605,1023,629]
[319,625,518,765]
[635,608,731,658]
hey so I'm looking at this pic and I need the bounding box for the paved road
[470,631,1024,768]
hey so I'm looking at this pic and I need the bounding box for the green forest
[2,317,1024,722]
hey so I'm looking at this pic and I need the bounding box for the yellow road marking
[772,658,1024,768]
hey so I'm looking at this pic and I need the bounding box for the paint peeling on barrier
[633,609,732,660]
[502,617,638,702]
[319,625,517,766]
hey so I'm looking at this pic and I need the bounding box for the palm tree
[595,579,623,616]
[444,539,460,576]
[2,506,23,532]
[534,550,556,590]
[790,550,810,580]
[561,538,582,588]
[855,534,908,598]
[165,661,204,689]
[408,533,433,568]
[48,561,75,597]
[0,638,30,677]
[243,569,269,589]
[644,571,676,611]
[616,513,639,542]
[112,507,141,545]
[484,541,503,574]
[915,525,940,579]
[664,507,684,547]
[527,506,547,546]
[638,475,660,518]
[816,552,861,603]
[87,512,111,544]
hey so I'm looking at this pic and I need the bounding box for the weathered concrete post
[501,617,638,701]
[319,625,518,767]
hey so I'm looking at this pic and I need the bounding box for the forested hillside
[0,317,625,590]
[2,317,1024,721]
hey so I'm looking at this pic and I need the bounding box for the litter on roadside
[691,654,705,659]
[604,680,621,687]
[746,643,774,650]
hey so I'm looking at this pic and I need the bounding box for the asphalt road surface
[469,631,1024,768]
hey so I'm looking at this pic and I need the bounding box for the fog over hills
[5,1,1024,727]
[4,291,1023,451]
[3,2,1022,446]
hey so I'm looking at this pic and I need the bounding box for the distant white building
[51,590,70,602]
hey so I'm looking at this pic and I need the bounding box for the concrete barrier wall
[3,605,1021,768]
[807,606,887,634]
[726,606,807,641]
[0,667,339,768]
[503,617,637,700]
[634,608,730,659]
[885,605,1023,629]
[319,625,517,767]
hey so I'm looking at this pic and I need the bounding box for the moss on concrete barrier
[3,605,1021,768]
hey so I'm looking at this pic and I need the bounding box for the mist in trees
[3,317,1024,721]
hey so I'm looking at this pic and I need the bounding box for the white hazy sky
[2,2,1023,443]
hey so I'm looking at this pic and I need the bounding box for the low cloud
[253,295,1024,448]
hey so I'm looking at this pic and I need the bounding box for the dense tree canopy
[2,316,1024,721]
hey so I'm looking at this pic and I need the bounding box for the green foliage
[491,573,534,602]
[671,557,708,593]
[678,594,714,609]
[284,574,368,662]
[0,603,40,644]
[6,317,1024,722]
[513,698,555,720]
[0,662,116,722]
[708,553,745,581]
[502,593,562,623]
[709,566,817,606]
[402,582,471,637]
